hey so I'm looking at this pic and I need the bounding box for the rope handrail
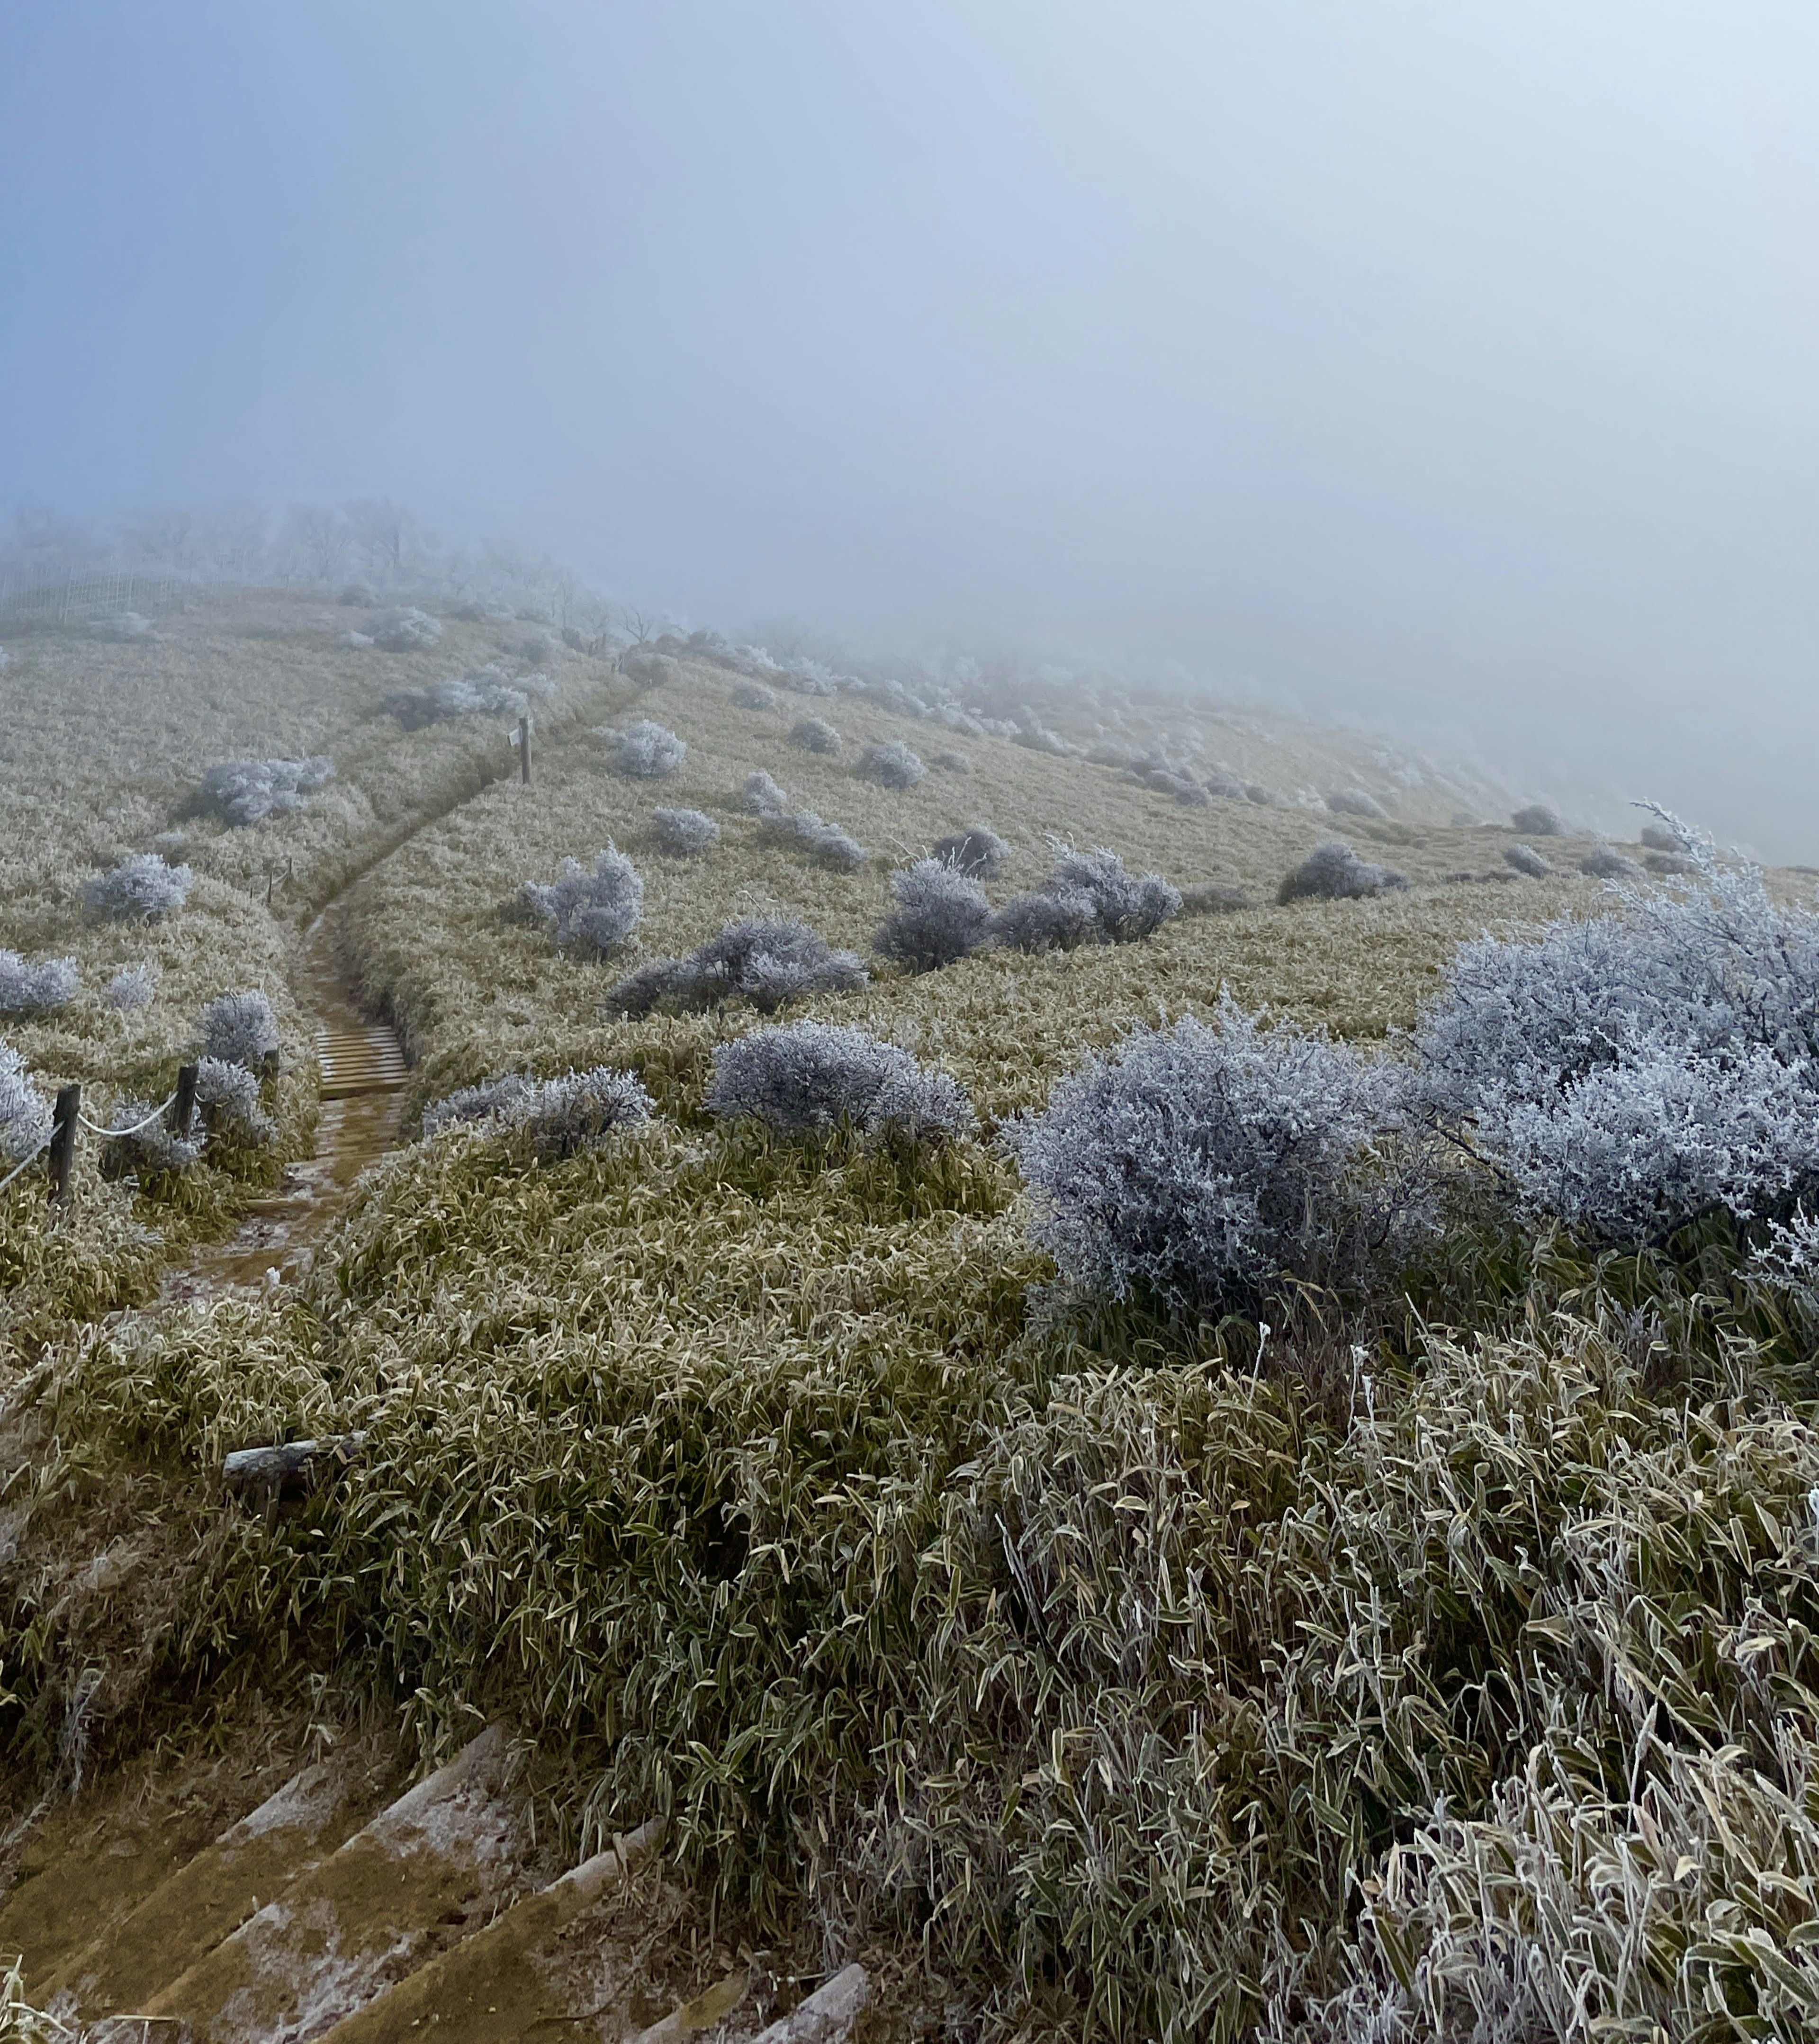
[0,1133,52,1196]
[75,1090,180,1139]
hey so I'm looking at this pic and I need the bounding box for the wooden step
[314,1021,407,1099]
[143,1725,530,2044]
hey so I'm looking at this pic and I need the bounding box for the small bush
[990,889,1101,954]
[384,670,539,729]
[1512,802,1564,836]
[1006,1001,1423,1321]
[1180,882,1255,916]
[857,740,926,789]
[195,1056,276,1144]
[757,808,870,872]
[423,1065,652,1159]
[201,756,336,825]
[730,683,776,711]
[369,606,444,650]
[621,650,680,687]
[0,952,77,1016]
[1279,840,1408,904]
[601,719,686,779]
[1326,788,1388,818]
[875,860,991,973]
[1581,845,1642,881]
[520,846,644,955]
[650,807,720,857]
[82,852,193,920]
[930,825,1009,878]
[931,749,972,774]
[103,963,158,1011]
[608,916,867,1018]
[788,717,841,755]
[201,990,279,1070]
[1504,843,1551,878]
[0,1043,50,1164]
[1647,851,1699,876]
[1640,822,1685,853]
[104,1097,203,1179]
[706,1022,973,1143]
[1047,846,1182,941]
[740,770,787,814]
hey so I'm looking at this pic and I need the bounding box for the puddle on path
[164,907,407,1301]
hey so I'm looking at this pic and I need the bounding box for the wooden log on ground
[222,1432,367,1501]
[752,1966,871,2044]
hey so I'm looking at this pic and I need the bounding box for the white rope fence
[75,1090,180,1139]
[3,1074,194,1203]
[0,1135,51,1197]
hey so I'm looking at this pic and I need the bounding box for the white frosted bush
[202,756,335,825]
[104,963,158,1011]
[651,807,720,857]
[1326,788,1388,818]
[0,1043,50,1164]
[1640,821,1685,853]
[609,916,866,1018]
[1047,846,1182,941]
[1580,845,1642,881]
[1279,840,1408,904]
[707,1022,973,1144]
[875,860,991,973]
[990,888,1100,954]
[194,1056,275,1145]
[932,826,1009,877]
[930,748,973,774]
[740,770,787,814]
[1512,802,1564,836]
[369,606,443,649]
[105,1097,203,1178]
[857,740,926,789]
[621,649,679,687]
[602,719,686,778]
[788,716,841,755]
[1504,843,1550,878]
[386,668,545,728]
[1007,1002,1423,1320]
[1414,837,1819,1244]
[731,684,776,711]
[0,952,77,1015]
[520,845,644,955]
[201,990,279,1069]
[82,852,193,919]
[757,808,869,872]
[424,1065,652,1159]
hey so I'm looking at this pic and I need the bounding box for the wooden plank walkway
[315,1018,408,1099]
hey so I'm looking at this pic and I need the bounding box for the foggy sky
[3,4,1815,854]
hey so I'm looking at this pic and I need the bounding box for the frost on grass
[0,1042,50,1164]
[856,740,926,789]
[1007,1001,1425,1321]
[201,990,279,1069]
[600,718,686,779]
[608,917,866,1017]
[519,846,644,955]
[1511,802,1564,836]
[423,1065,652,1159]
[930,748,973,774]
[930,825,1009,878]
[739,770,787,815]
[0,952,77,1016]
[82,852,193,920]
[650,807,720,857]
[991,844,1180,952]
[1504,843,1551,878]
[1279,840,1409,904]
[1179,882,1255,916]
[788,716,841,756]
[201,756,336,825]
[368,606,443,650]
[756,808,870,873]
[707,1021,973,1143]
[875,859,991,973]
[103,963,158,1011]
[1415,832,1819,1244]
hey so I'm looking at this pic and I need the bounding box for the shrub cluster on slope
[600,719,686,778]
[706,1021,973,1142]
[200,756,336,823]
[423,1065,652,1158]
[874,859,991,973]
[608,917,866,1018]
[649,807,720,857]
[930,824,1009,877]
[855,740,926,789]
[1279,839,1409,903]
[756,807,870,873]
[383,671,544,730]
[992,845,1181,952]
[0,951,78,1016]
[519,847,644,956]
[81,852,193,920]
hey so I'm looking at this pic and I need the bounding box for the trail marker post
[518,715,532,785]
[171,1063,198,1140]
[48,1083,79,1202]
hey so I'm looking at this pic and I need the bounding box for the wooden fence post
[48,1083,80,1202]
[519,715,532,786]
[171,1063,198,1140]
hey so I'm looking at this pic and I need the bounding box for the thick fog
[3,3,1814,855]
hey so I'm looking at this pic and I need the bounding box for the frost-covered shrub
[757,808,870,872]
[201,756,336,825]
[1580,845,1642,881]
[740,770,787,814]
[788,717,841,755]
[369,606,443,650]
[1512,803,1563,836]
[519,846,644,955]
[621,649,679,687]
[707,1022,973,1144]
[730,683,776,711]
[601,719,686,779]
[1648,851,1699,876]
[0,1043,50,1164]
[875,860,991,973]
[105,1097,203,1178]
[856,740,926,789]
[931,825,1009,878]
[991,889,1100,954]
[338,583,375,605]
[1279,840,1408,904]
[201,990,279,1070]
[1007,1002,1423,1320]
[104,963,158,1011]
[930,748,972,774]
[384,669,544,729]
[0,952,77,1015]
[1414,841,1819,1244]
[608,916,867,1018]
[1640,822,1685,853]
[1326,788,1388,819]
[1180,882,1255,916]
[1504,843,1551,878]
[195,1056,276,1144]
[513,628,556,664]
[1047,846,1182,942]
[651,807,720,857]
[82,852,193,920]
[423,1065,651,1159]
